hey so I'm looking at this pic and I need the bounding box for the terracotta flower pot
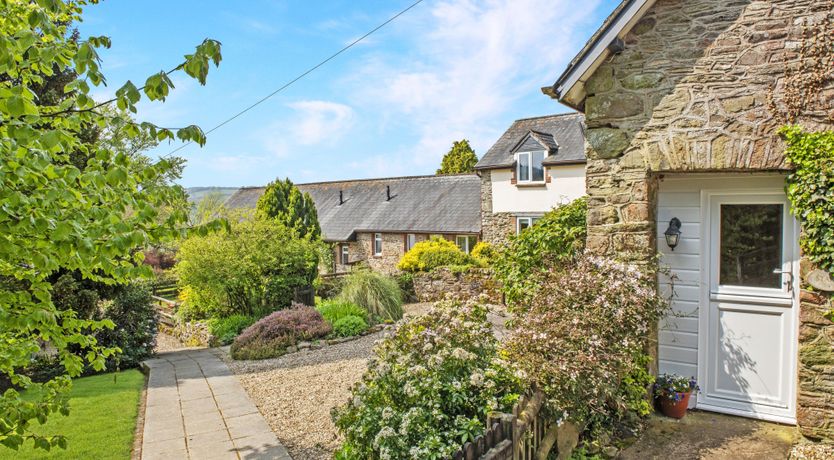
[658,391,692,419]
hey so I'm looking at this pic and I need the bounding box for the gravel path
[218,302,507,460]
[154,330,187,353]
[220,332,382,460]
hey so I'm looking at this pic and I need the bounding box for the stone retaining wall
[163,320,215,347]
[797,267,834,440]
[413,267,502,304]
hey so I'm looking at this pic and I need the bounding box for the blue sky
[80,0,618,187]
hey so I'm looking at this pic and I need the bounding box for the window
[719,204,783,288]
[517,216,541,234]
[406,233,417,251]
[340,245,349,265]
[517,151,545,183]
[456,235,478,253]
[373,233,383,256]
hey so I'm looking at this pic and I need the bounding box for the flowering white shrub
[504,254,669,432]
[332,301,522,460]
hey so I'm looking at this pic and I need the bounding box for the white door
[699,191,798,423]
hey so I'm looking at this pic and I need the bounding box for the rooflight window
[517,151,545,183]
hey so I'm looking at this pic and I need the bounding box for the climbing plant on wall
[781,126,834,274]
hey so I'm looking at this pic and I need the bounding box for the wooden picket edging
[451,390,550,460]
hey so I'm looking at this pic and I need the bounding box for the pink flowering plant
[230,303,331,360]
[332,301,522,460]
[504,254,669,434]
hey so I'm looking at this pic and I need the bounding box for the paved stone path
[141,349,291,460]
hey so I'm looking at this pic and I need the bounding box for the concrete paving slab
[141,348,290,459]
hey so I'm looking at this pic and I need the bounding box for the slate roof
[224,174,482,242]
[475,113,586,170]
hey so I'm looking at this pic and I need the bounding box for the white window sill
[516,181,546,187]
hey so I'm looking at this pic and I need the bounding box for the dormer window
[517,150,545,183]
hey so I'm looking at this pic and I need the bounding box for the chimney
[386,185,391,201]
[339,190,344,205]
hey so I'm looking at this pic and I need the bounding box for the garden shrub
[397,237,479,272]
[338,270,403,322]
[394,272,416,302]
[503,255,669,449]
[470,241,496,266]
[95,282,159,369]
[332,315,368,337]
[316,275,344,300]
[176,217,321,320]
[332,302,522,459]
[207,314,258,346]
[230,303,331,360]
[494,197,587,309]
[51,273,101,320]
[317,299,368,324]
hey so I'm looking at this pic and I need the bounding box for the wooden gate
[451,390,551,460]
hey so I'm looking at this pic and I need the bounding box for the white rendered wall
[491,164,586,213]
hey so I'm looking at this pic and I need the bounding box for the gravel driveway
[219,331,382,460]
[218,302,507,460]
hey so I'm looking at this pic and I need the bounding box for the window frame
[516,150,546,184]
[516,216,541,234]
[373,233,383,257]
[340,244,349,265]
[406,233,417,251]
[455,235,478,253]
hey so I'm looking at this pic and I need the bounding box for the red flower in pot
[653,373,699,419]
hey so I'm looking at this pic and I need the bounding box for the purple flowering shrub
[230,303,331,360]
[504,254,669,432]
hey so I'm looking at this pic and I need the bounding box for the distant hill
[185,187,239,205]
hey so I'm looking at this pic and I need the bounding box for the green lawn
[0,369,145,460]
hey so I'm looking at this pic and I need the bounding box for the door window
[719,204,783,289]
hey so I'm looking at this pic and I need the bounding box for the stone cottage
[544,0,833,439]
[475,113,587,246]
[224,174,482,274]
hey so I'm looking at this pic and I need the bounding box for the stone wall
[575,0,834,439]
[480,170,515,246]
[164,320,215,347]
[413,267,502,304]
[798,265,834,440]
[581,0,833,261]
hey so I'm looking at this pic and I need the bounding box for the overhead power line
[166,0,426,156]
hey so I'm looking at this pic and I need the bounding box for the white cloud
[343,0,602,169]
[256,100,356,159]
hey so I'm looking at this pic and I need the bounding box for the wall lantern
[664,217,682,251]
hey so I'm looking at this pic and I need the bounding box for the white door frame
[696,187,800,424]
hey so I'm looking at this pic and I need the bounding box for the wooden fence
[451,390,551,460]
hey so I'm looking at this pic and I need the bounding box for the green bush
[397,237,479,272]
[95,282,158,369]
[332,315,368,337]
[394,272,416,302]
[175,217,321,320]
[494,197,587,309]
[317,299,368,324]
[230,303,331,360]
[332,302,522,459]
[338,270,403,322]
[316,275,344,300]
[207,314,258,345]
